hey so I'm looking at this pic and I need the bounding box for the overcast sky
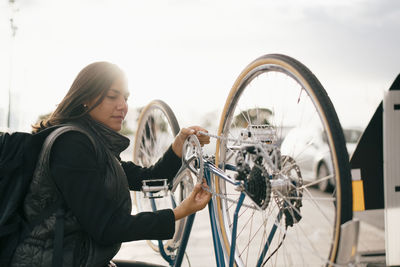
[1,0,399,132]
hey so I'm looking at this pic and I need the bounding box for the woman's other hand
[173,179,212,221]
[172,126,210,158]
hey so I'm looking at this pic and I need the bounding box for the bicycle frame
[133,53,362,267]
[149,158,282,267]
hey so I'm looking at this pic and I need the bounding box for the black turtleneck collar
[75,116,130,158]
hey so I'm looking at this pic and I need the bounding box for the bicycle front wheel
[133,99,189,254]
[214,54,352,266]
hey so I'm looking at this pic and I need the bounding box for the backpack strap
[52,208,65,267]
[34,125,98,267]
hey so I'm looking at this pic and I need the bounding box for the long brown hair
[32,61,125,133]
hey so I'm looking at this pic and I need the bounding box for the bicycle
[131,54,358,267]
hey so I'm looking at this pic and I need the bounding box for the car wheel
[317,161,332,192]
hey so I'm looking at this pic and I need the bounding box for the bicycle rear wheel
[214,54,352,266]
[133,99,190,254]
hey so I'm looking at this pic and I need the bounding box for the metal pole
[7,0,18,130]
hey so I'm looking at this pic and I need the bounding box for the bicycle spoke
[302,186,335,225]
[301,174,334,189]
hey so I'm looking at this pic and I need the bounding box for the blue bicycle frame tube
[173,213,196,267]
[204,160,246,267]
[229,192,245,267]
[171,194,177,209]
[158,240,174,266]
[205,169,226,267]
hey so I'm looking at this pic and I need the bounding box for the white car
[280,127,361,192]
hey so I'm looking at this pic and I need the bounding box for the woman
[11,62,211,267]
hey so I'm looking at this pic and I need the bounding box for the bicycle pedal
[142,179,169,198]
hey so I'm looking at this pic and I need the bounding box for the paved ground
[118,150,387,266]
[114,205,215,267]
[114,198,387,267]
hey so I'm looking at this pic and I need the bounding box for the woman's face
[88,77,129,131]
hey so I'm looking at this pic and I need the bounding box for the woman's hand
[173,179,212,221]
[172,126,210,158]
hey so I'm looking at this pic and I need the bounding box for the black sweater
[49,131,182,243]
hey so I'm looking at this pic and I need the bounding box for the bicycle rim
[132,99,188,253]
[214,54,352,266]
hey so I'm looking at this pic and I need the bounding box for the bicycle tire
[132,99,190,254]
[214,54,352,266]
